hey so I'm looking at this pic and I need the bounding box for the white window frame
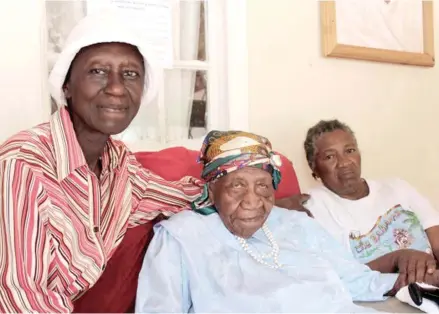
[122,0,249,152]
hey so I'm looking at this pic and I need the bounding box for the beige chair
[357,298,422,313]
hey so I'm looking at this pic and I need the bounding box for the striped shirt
[0,107,203,312]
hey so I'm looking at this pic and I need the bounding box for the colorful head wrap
[191,130,282,215]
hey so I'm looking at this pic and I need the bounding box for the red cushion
[133,147,301,197]
[73,223,155,313]
[73,146,300,313]
[275,153,301,198]
[134,147,202,181]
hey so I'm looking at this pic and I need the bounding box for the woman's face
[208,167,275,239]
[64,42,145,135]
[313,129,362,196]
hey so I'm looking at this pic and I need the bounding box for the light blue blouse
[135,207,398,313]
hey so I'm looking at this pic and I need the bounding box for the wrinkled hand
[275,194,313,218]
[153,213,168,224]
[389,266,439,296]
[396,250,437,286]
[423,269,439,286]
[387,253,437,295]
[387,273,410,296]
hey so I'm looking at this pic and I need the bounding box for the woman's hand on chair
[396,250,437,286]
[275,194,313,218]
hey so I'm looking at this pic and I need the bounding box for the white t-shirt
[306,178,439,263]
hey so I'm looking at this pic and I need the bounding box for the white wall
[247,0,439,206]
[0,0,438,206]
[0,1,49,142]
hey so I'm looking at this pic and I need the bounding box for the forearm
[274,197,290,208]
[274,195,313,217]
[426,226,439,262]
[131,168,203,226]
[432,248,439,263]
[275,194,307,208]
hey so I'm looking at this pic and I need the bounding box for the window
[45,0,248,152]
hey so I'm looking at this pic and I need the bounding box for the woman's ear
[207,182,215,203]
[63,83,72,99]
[311,162,319,180]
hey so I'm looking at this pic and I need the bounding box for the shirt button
[93,226,99,232]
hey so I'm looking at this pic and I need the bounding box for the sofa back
[134,147,301,198]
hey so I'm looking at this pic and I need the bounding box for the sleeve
[395,178,439,230]
[301,215,398,302]
[135,225,191,313]
[0,159,72,312]
[128,157,203,226]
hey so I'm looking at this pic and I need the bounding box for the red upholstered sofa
[73,147,301,313]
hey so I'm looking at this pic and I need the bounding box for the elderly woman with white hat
[0,10,204,313]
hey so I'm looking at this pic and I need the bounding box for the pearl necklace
[235,223,282,269]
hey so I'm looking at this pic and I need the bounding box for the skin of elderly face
[208,167,275,239]
[313,129,362,196]
[63,42,145,135]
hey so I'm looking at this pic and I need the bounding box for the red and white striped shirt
[0,107,203,312]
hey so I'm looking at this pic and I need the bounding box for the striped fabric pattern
[0,107,203,312]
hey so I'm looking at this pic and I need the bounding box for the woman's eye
[258,183,269,189]
[124,70,140,78]
[324,155,334,160]
[232,182,244,189]
[89,68,106,75]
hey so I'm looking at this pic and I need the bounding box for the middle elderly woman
[135,130,405,313]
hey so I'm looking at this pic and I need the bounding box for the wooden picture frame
[320,1,435,67]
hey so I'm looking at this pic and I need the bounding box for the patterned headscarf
[191,130,282,215]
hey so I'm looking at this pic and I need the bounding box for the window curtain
[165,0,201,142]
[116,0,201,144]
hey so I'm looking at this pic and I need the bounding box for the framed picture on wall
[320,0,435,67]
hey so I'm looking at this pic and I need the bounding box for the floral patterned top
[349,205,432,264]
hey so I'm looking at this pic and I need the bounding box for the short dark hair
[304,119,355,176]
